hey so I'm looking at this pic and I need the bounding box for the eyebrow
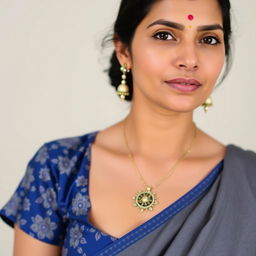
[147,19,224,32]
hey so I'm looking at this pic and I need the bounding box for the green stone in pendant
[133,187,158,212]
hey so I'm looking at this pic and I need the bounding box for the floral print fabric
[0,131,116,255]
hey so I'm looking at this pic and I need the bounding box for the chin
[158,98,199,113]
[158,103,196,114]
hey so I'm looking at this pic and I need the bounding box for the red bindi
[187,14,194,21]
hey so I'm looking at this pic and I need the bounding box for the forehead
[144,0,223,25]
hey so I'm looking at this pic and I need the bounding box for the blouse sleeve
[0,144,66,246]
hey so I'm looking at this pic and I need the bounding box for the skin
[89,0,227,238]
[13,0,227,253]
[124,0,225,115]
[13,225,61,255]
[113,0,225,159]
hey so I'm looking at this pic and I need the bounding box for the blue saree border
[95,160,224,256]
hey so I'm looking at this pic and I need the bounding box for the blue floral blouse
[0,131,224,256]
[0,131,118,256]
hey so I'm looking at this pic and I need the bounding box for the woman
[1,0,256,255]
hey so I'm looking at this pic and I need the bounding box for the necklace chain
[123,122,197,190]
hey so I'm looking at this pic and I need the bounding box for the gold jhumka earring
[117,64,130,100]
[202,97,213,113]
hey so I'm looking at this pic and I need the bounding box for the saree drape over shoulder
[1,131,256,256]
[98,144,256,256]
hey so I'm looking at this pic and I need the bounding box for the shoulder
[196,129,256,168]
[34,131,99,170]
[224,144,256,194]
[44,130,99,156]
[225,144,256,166]
[6,130,98,216]
[23,130,99,190]
[0,131,99,246]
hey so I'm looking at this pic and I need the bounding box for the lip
[165,78,202,92]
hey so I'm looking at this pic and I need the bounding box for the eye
[153,31,175,41]
[200,36,221,45]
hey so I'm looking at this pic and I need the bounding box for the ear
[114,39,132,70]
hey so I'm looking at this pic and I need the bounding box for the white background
[0,0,255,254]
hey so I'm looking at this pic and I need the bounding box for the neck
[123,101,196,160]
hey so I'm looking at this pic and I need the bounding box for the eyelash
[152,31,221,45]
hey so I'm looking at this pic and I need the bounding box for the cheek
[133,50,164,74]
[202,51,225,81]
[131,39,168,73]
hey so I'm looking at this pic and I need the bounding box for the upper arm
[0,140,86,255]
[14,225,61,256]
[0,143,68,248]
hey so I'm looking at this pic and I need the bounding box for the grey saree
[96,144,256,256]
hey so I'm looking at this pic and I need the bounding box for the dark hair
[102,0,232,102]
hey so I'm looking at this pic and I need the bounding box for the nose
[173,43,199,72]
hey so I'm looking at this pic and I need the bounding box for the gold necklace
[123,122,197,212]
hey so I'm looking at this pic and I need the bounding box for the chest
[87,146,222,239]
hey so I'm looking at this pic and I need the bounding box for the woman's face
[124,0,225,113]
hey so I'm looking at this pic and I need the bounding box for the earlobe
[114,39,132,69]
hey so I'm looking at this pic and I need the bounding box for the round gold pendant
[133,187,158,212]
